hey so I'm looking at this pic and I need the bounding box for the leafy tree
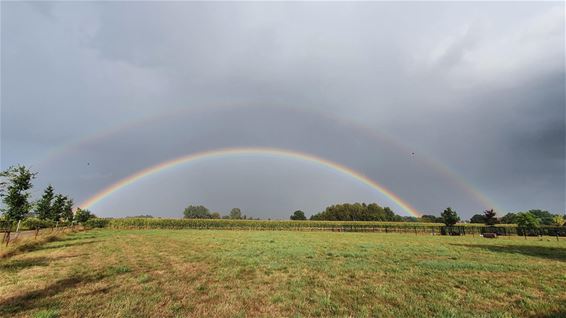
[500,213,517,224]
[440,207,460,226]
[50,194,68,222]
[229,208,242,220]
[516,212,540,232]
[36,188,74,224]
[62,198,74,222]
[0,165,37,222]
[290,210,307,220]
[36,185,55,220]
[211,212,221,219]
[183,205,211,219]
[552,215,565,227]
[483,209,498,226]
[527,209,554,226]
[310,203,402,221]
[383,206,398,221]
[75,208,96,223]
[469,214,485,224]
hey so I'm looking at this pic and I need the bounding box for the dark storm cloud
[1,1,564,218]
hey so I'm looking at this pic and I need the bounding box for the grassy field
[0,229,565,317]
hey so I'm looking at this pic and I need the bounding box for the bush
[75,208,96,223]
[22,217,53,230]
[0,219,14,231]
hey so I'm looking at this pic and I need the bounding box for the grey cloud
[1,1,564,218]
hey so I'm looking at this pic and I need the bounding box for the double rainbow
[80,147,421,217]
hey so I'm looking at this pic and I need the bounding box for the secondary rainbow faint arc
[80,147,421,217]
[40,106,497,211]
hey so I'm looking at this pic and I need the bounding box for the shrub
[75,208,96,223]
[22,217,53,230]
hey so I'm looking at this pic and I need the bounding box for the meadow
[0,229,565,318]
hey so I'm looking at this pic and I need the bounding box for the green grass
[0,229,565,317]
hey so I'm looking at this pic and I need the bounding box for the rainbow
[80,147,421,217]
[39,106,498,211]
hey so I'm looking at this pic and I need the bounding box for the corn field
[82,218,566,237]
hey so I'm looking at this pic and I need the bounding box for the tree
[36,185,55,220]
[50,194,68,222]
[469,214,485,224]
[36,186,75,224]
[516,212,540,229]
[183,205,211,219]
[500,213,517,224]
[552,215,565,227]
[440,207,460,226]
[527,209,554,225]
[309,203,401,221]
[75,208,96,223]
[229,208,242,220]
[290,210,307,220]
[0,165,37,222]
[62,198,74,222]
[383,207,397,221]
[210,212,221,219]
[483,209,498,226]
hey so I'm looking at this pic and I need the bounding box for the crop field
[1,229,565,318]
[82,217,559,237]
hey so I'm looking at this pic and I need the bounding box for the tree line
[180,201,565,231]
[182,205,260,220]
[0,165,97,237]
[469,209,564,227]
[4,165,564,233]
[294,204,565,230]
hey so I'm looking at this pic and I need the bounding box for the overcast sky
[1,2,564,219]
